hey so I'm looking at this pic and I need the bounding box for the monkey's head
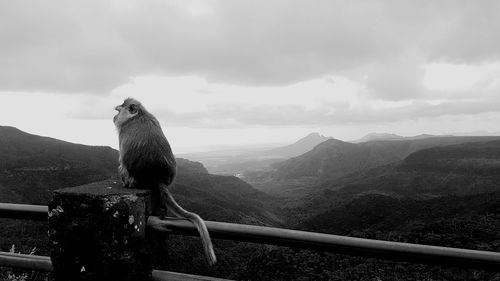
[113,98,145,128]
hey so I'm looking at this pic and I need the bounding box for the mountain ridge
[245,135,500,196]
[285,139,500,222]
[265,132,332,158]
[353,132,405,143]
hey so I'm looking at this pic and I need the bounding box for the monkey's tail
[160,184,217,266]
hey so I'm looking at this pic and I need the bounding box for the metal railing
[0,203,47,221]
[2,202,500,271]
[0,252,230,281]
[0,251,52,272]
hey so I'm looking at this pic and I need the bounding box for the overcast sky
[1,0,500,153]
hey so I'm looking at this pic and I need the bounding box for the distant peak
[294,132,332,146]
[301,132,330,141]
[266,132,332,158]
[322,138,348,144]
[414,134,434,138]
[354,132,404,143]
[314,138,352,149]
[405,134,437,140]
[303,132,323,139]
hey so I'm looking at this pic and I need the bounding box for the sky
[1,0,500,153]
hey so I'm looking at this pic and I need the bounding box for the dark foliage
[237,192,500,281]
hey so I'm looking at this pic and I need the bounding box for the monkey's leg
[118,164,128,183]
[118,165,138,188]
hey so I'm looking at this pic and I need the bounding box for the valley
[2,126,500,280]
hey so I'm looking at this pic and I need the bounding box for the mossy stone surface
[48,180,152,281]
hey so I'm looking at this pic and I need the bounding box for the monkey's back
[120,115,176,188]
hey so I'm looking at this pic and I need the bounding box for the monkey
[113,98,217,265]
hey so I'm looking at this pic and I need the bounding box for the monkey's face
[113,101,140,128]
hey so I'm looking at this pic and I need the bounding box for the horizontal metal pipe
[0,252,53,272]
[148,216,500,271]
[152,269,232,281]
[0,203,48,221]
[0,252,228,280]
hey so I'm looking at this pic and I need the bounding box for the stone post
[48,180,152,281]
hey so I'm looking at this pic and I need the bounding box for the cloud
[0,1,137,93]
[357,53,426,101]
[425,1,500,62]
[53,66,500,131]
[65,96,118,120]
[1,0,500,97]
[141,95,500,128]
[3,0,500,142]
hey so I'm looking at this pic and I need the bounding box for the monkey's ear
[129,104,138,114]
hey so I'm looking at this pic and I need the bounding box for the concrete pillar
[48,180,152,281]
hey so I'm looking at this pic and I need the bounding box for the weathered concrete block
[48,180,152,281]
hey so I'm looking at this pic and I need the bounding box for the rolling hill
[328,140,500,198]
[280,139,500,224]
[246,135,500,196]
[352,132,405,143]
[0,126,119,204]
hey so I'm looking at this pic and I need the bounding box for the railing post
[48,180,152,281]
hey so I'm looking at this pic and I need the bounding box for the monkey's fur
[114,98,217,265]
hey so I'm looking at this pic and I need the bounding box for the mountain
[272,138,406,181]
[246,135,500,196]
[0,126,118,172]
[244,138,383,197]
[353,133,450,143]
[270,139,362,185]
[0,126,119,204]
[326,140,500,199]
[353,132,404,143]
[281,139,500,223]
[265,132,332,158]
[0,126,118,171]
